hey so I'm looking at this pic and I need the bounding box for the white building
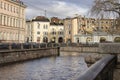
[26,16,64,43]
[74,31,120,43]
[26,16,50,43]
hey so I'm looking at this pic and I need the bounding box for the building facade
[0,0,26,43]
[64,15,117,43]
[50,23,64,43]
[64,18,72,43]
[26,16,64,43]
[74,31,120,43]
[26,16,50,43]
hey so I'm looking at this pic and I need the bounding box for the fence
[0,43,59,51]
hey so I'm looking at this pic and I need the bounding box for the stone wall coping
[99,43,120,54]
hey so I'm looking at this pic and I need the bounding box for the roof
[32,16,50,22]
[10,0,26,8]
[50,22,63,26]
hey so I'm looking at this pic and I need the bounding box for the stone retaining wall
[60,46,98,53]
[0,48,59,65]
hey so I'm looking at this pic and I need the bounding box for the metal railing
[72,55,117,80]
[0,43,60,50]
[0,43,99,50]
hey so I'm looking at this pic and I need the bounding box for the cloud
[23,0,92,19]
[46,1,88,18]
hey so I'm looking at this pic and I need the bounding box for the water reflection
[0,53,88,80]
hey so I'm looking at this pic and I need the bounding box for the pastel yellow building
[0,0,26,43]
[64,18,72,43]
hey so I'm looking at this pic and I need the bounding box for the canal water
[0,52,88,80]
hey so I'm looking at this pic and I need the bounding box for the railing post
[39,44,41,48]
[21,43,23,49]
[51,43,54,48]
[9,43,12,50]
[45,43,47,48]
[31,44,33,49]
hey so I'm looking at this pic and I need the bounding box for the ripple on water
[0,56,88,80]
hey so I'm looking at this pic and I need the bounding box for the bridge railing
[0,43,60,50]
[73,55,117,80]
[0,42,99,50]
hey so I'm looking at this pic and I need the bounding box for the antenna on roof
[45,10,47,17]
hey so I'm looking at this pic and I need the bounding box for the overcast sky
[22,0,94,19]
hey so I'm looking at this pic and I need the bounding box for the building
[74,31,120,43]
[64,15,96,43]
[64,18,72,43]
[26,16,50,43]
[0,0,26,43]
[26,16,64,43]
[64,15,117,43]
[50,22,64,43]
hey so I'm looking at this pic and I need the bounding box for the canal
[0,52,88,80]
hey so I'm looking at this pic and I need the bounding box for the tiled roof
[32,16,50,22]
[50,22,63,26]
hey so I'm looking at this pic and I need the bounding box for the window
[68,25,71,29]
[69,31,71,34]
[43,32,48,35]
[37,31,40,35]
[101,27,103,29]
[46,25,48,29]
[4,3,6,10]
[37,37,40,42]
[13,18,15,27]
[37,23,40,29]
[7,4,9,11]
[4,16,6,25]
[16,7,18,13]
[10,5,12,12]
[0,14,1,24]
[59,32,63,35]
[10,17,12,26]
[0,2,2,9]
[14,6,15,13]
[7,16,9,26]
[43,24,45,29]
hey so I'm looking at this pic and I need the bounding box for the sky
[22,0,94,19]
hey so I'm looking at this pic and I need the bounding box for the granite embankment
[0,47,59,65]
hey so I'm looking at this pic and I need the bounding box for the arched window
[100,37,106,43]
[43,37,48,43]
[86,37,92,43]
[114,37,120,42]
[58,37,63,43]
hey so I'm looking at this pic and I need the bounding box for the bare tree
[90,0,120,34]
[90,0,120,18]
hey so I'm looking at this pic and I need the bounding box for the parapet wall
[99,43,120,54]
[0,48,59,65]
[99,43,120,80]
[99,43,120,63]
[60,46,98,53]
